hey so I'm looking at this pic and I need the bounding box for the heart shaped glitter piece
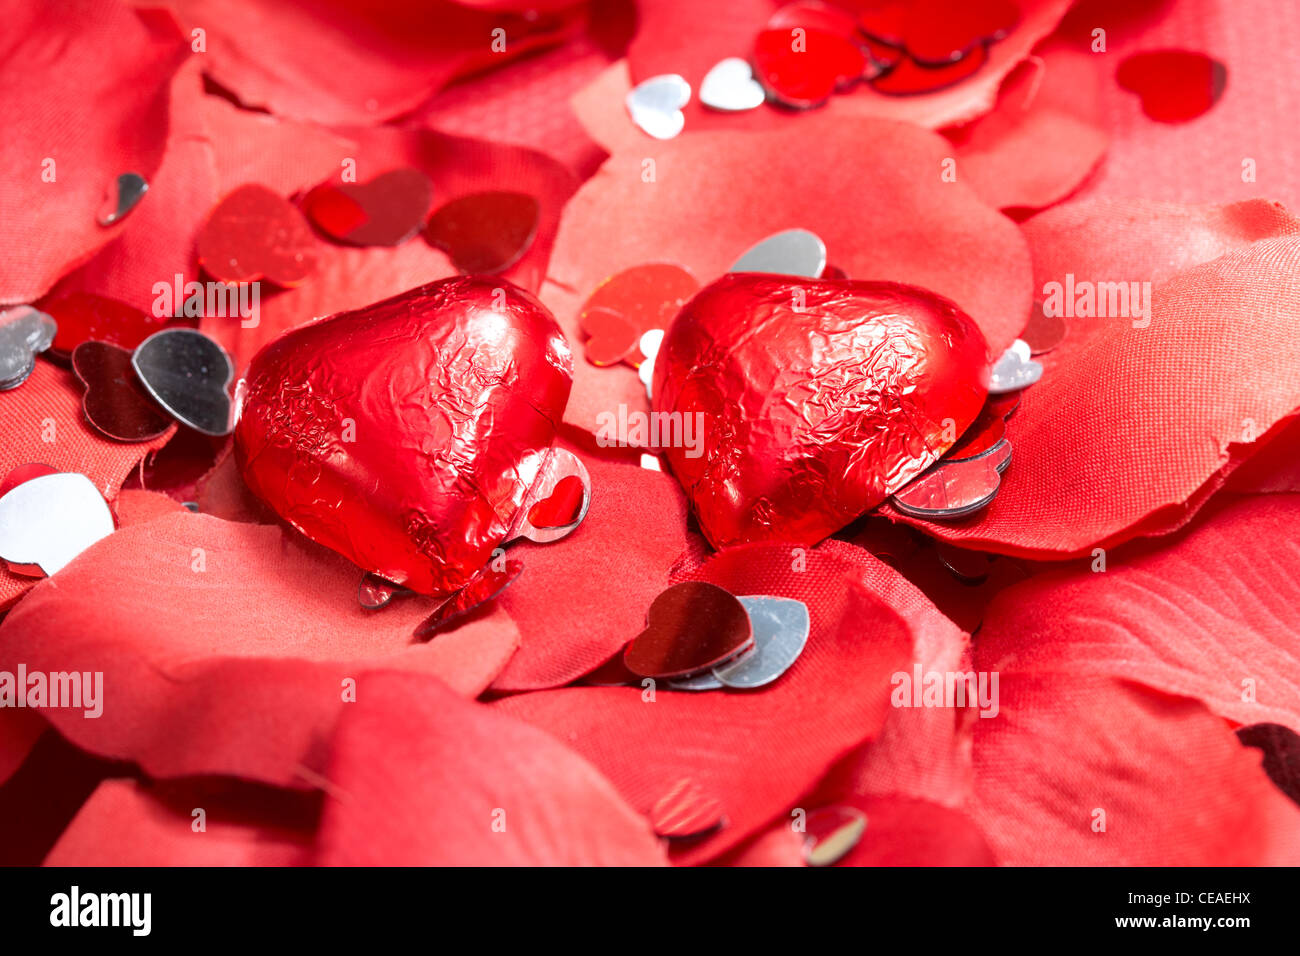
[891,439,1011,519]
[414,557,525,640]
[729,228,828,278]
[699,57,766,112]
[303,168,434,247]
[426,191,540,274]
[650,779,727,839]
[198,183,319,286]
[97,171,148,226]
[1117,50,1228,123]
[623,582,754,679]
[0,306,56,390]
[754,1,869,109]
[653,273,989,548]
[0,472,115,576]
[72,341,172,442]
[235,277,572,596]
[711,595,810,688]
[625,73,691,139]
[131,328,235,436]
[988,339,1043,393]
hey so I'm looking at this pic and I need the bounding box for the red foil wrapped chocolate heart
[234,277,573,595]
[652,273,989,548]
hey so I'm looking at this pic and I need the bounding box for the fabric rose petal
[494,540,919,863]
[542,114,1031,438]
[0,513,521,785]
[884,214,1300,558]
[0,0,188,305]
[317,672,668,866]
[978,494,1300,732]
[44,778,317,866]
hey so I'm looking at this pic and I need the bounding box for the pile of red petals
[2,0,1299,869]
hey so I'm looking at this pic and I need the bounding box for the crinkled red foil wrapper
[234,276,573,595]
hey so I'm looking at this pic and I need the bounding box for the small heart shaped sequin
[506,448,592,544]
[711,595,810,689]
[580,307,640,367]
[623,581,754,679]
[891,439,1011,519]
[729,228,828,277]
[754,1,869,109]
[869,42,990,95]
[625,73,691,139]
[1117,50,1227,123]
[580,263,700,368]
[1021,300,1067,355]
[699,57,766,112]
[903,0,1018,65]
[0,305,57,391]
[358,572,409,610]
[943,391,1018,463]
[131,328,235,436]
[97,171,148,226]
[425,191,540,274]
[989,339,1043,393]
[302,168,434,247]
[650,779,726,839]
[72,341,172,442]
[0,472,115,576]
[41,292,160,358]
[414,557,525,639]
[198,183,319,286]
[802,806,867,866]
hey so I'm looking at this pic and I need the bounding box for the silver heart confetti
[0,306,57,391]
[0,472,115,576]
[891,439,1012,519]
[626,73,691,140]
[989,339,1043,394]
[729,228,827,278]
[505,447,591,544]
[699,57,766,112]
[97,172,149,226]
[712,595,810,688]
[131,328,235,436]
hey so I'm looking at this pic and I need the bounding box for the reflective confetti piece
[358,572,408,610]
[42,292,159,358]
[0,463,57,500]
[1117,50,1227,123]
[425,191,539,274]
[623,581,754,679]
[935,541,993,583]
[802,806,867,866]
[869,43,989,96]
[988,339,1043,394]
[71,341,172,442]
[625,73,690,139]
[711,595,810,688]
[579,263,699,362]
[729,228,828,278]
[0,472,115,577]
[131,328,235,436]
[414,558,524,640]
[506,448,591,544]
[650,779,726,839]
[891,439,1011,519]
[903,0,1018,65]
[944,396,1010,462]
[198,183,319,286]
[580,307,640,367]
[0,306,56,390]
[1021,301,1066,355]
[754,1,869,109]
[96,171,148,226]
[302,168,433,247]
[638,328,665,401]
[666,672,724,692]
[699,57,766,111]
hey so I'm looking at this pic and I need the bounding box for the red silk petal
[0,513,521,785]
[494,541,918,863]
[492,457,690,691]
[543,115,1031,439]
[45,778,317,866]
[885,218,1300,558]
[0,0,187,305]
[979,494,1300,732]
[970,674,1300,865]
[318,672,668,865]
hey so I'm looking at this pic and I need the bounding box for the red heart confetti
[197,183,319,286]
[1117,50,1228,123]
[579,263,700,367]
[426,191,540,274]
[526,474,588,529]
[623,581,754,679]
[754,1,870,108]
[39,292,162,359]
[650,779,727,839]
[1021,299,1067,355]
[415,557,525,640]
[302,168,434,247]
[579,307,640,367]
[71,341,172,443]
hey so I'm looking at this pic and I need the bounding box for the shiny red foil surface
[234,276,573,595]
[653,273,989,548]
